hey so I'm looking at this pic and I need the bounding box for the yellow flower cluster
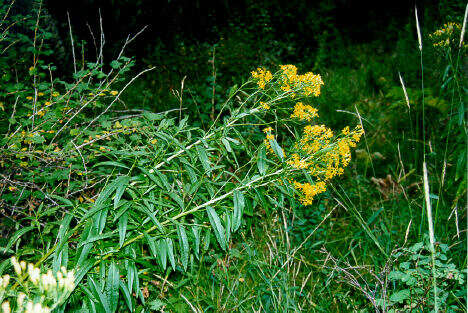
[260,101,270,110]
[293,181,327,205]
[287,124,364,204]
[279,65,324,97]
[263,127,275,154]
[430,22,462,47]
[251,64,362,205]
[88,89,119,97]
[291,102,319,121]
[251,67,273,89]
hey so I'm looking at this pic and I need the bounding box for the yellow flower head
[291,102,318,121]
[251,67,273,89]
[260,101,270,110]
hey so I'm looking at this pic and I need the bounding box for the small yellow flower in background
[238,277,244,282]
[88,92,94,96]
[37,110,45,117]
[150,139,158,145]
[263,127,273,133]
[44,101,51,106]
[52,91,60,97]
[110,90,118,96]
[260,101,270,110]
[26,96,33,100]
[430,22,462,47]
[38,92,44,97]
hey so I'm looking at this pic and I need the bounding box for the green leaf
[148,299,166,310]
[177,224,189,271]
[229,84,238,97]
[390,290,410,303]
[89,277,111,313]
[110,60,121,69]
[75,259,96,291]
[157,239,168,270]
[93,161,130,170]
[232,190,244,232]
[145,233,158,260]
[80,176,130,225]
[257,147,267,175]
[114,178,129,209]
[133,204,164,233]
[106,261,120,313]
[192,226,201,259]
[5,226,35,252]
[196,145,212,174]
[119,280,133,312]
[53,213,73,272]
[221,138,232,153]
[206,206,227,251]
[166,238,176,270]
[202,228,211,252]
[118,212,128,248]
[127,261,136,295]
[143,111,164,121]
[268,138,284,161]
[77,232,116,247]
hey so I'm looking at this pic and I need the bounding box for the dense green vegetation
[0,1,466,312]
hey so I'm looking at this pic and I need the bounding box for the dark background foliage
[37,0,450,68]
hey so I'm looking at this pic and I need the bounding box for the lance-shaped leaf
[232,190,244,232]
[207,206,227,251]
[177,224,189,271]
